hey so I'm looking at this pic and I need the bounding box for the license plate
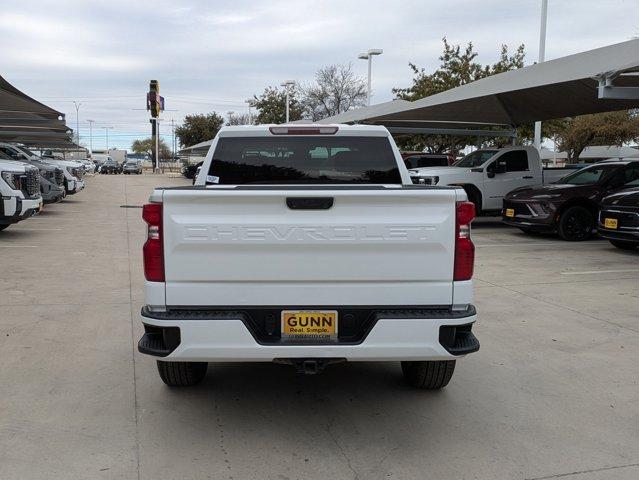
[505,208,515,217]
[281,310,338,339]
[604,218,618,229]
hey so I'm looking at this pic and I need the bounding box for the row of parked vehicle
[0,143,90,231]
[408,147,639,249]
[97,157,143,174]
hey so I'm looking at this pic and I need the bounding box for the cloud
[1,0,638,149]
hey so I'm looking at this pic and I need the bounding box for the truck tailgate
[162,187,457,306]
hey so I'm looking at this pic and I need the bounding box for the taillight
[454,201,475,281]
[142,203,164,282]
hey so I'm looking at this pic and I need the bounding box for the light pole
[534,0,548,151]
[73,101,82,145]
[358,49,383,106]
[227,111,235,125]
[245,98,253,124]
[103,126,113,153]
[87,119,94,155]
[280,80,295,123]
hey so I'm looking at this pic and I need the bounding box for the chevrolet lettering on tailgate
[182,224,435,242]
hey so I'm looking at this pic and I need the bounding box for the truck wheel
[557,206,593,241]
[610,239,638,250]
[401,360,456,389]
[156,361,208,386]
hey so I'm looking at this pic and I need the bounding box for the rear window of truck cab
[207,136,402,184]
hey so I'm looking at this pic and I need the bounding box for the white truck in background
[0,158,43,231]
[138,124,479,390]
[409,146,575,214]
[9,144,86,195]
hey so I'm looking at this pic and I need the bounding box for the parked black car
[503,160,639,241]
[598,186,639,250]
[100,158,120,174]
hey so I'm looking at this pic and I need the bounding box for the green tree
[175,112,224,147]
[555,111,639,161]
[392,38,526,153]
[301,63,367,121]
[253,86,303,124]
[131,137,171,160]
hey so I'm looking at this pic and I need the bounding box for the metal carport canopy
[318,39,639,127]
[0,74,72,147]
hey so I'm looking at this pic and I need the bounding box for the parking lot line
[13,228,62,231]
[560,268,639,275]
[0,245,38,248]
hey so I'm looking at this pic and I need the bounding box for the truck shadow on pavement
[147,360,463,459]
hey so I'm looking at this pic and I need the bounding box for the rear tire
[463,188,481,216]
[610,239,638,250]
[558,206,594,241]
[156,361,208,386]
[401,360,456,389]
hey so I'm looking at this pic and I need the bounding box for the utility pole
[245,98,253,124]
[104,126,113,153]
[534,0,548,151]
[170,118,176,159]
[73,101,81,145]
[87,119,94,155]
[227,111,235,125]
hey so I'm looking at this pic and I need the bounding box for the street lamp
[534,0,548,150]
[227,111,235,125]
[103,126,114,153]
[358,49,383,106]
[245,98,254,125]
[73,101,82,145]
[280,80,295,123]
[87,119,94,155]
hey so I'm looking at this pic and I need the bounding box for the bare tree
[301,63,367,121]
[227,113,254,126]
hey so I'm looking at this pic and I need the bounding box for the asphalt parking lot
[1,174,638,480]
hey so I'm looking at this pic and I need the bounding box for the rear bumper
[139,305,478,362]
[598,209,639,242]
[598,227,639,242]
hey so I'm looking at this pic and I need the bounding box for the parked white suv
[138,125,479,389]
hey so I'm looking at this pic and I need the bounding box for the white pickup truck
[409,146,574,214]
[138,124,479,389]
[0,158,43,231]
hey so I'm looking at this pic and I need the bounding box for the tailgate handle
[286,197,334,210]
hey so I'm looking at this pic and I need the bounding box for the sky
[1,0,638,150]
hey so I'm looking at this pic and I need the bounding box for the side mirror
[494,161,507,174]
[487,171,496,179]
